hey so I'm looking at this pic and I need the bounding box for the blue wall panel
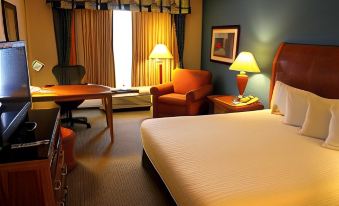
[202,0,339,107]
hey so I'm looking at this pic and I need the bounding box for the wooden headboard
[270,42,339,101]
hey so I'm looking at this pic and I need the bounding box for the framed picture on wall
[1,0,19,41]
[210,25,240,64]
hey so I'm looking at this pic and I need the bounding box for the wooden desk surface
[32,85,111,102]
[31,84,114,143]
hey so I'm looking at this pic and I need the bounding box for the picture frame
[210,25,240,64]
[32,60,45,72]
[1,0,19,41]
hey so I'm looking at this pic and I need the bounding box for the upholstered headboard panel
[270,43,339,101]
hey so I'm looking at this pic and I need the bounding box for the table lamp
[229,52,260,98]
[149,44,173,84]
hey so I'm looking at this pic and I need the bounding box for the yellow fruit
[247,97,259,104]
[240,97,250,103]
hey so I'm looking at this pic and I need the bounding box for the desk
[32,85,114,143]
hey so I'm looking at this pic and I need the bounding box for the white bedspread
[141,110,339,206]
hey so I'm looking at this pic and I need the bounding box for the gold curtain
[74,10,115,87]
[132,12,179,86]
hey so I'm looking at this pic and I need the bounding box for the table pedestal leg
[105,95,114,143]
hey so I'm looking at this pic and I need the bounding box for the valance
[47,0,191,14]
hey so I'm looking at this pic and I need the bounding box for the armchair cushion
[158,93,186,106]
[173,69,212,94]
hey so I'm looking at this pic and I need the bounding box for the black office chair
[52,65,91,128]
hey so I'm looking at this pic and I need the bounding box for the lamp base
[232,97,241,104]
[236,72,248,97]
[232,95,244,104]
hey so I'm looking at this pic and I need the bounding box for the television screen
[0,41,31,150]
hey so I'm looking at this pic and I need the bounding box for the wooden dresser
[0,108,67,206]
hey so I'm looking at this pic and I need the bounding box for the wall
[2,0,200,85]
[0,2,4,40]
[183,0,202,69]
[25,0,58,86]
[0,0,27,41]
[24,0,197,85]
[202,0,339,107]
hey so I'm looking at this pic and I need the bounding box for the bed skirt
[142,150,177,206]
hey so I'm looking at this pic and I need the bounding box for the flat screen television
[0,41,31,150]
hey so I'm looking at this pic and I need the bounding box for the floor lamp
[149,44,173,84]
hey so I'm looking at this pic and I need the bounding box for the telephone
[234,95,259,106]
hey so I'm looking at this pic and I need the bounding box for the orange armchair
[151,69,213,118]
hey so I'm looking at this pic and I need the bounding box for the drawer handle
[58,201,65,206]
[62,165,68,176]
[54,180,62,191]
[63,186,69,195]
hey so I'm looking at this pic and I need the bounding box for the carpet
[67,109,173,206]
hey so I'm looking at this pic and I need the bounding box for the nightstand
[208,95,264,114]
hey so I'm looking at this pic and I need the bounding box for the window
[113,10,132,88]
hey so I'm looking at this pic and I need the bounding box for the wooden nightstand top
[208,95,264,113]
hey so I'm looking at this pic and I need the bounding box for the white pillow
[283,87,310,127]
[323,105,339,150]
[299,95,333,139]
[270,81,290,115]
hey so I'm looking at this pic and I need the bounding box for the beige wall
[0,0,56,85]
[25,0,58,86]
[0,0,27,41]
[183,0,202,69]
[0,3,4,41]
[2,0,201,84]
[0,0,56,86]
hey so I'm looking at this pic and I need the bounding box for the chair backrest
[172,69,212,94]
[52,65,85,85]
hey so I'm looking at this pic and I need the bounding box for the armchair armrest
[150,82,174,96]
[186,84,213,101]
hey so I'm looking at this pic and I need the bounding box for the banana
[240,97,250,103]
[247,97,259,104]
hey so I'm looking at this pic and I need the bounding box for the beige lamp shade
[229,52,260,73]
[149,44,173,60]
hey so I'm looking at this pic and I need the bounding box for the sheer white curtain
[113,11,132,89]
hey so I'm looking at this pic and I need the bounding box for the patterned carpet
[67,109,173,206]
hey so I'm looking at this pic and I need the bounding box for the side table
[208,95,264,114]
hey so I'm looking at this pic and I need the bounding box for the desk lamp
[229,52,260,98]
[149,44,173,84]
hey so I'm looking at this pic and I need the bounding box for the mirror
[1,0,19,41]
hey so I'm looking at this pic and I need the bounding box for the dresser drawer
[53,149,68,205]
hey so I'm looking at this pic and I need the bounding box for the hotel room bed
[141,43,339,206]
[142,110,339,205]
